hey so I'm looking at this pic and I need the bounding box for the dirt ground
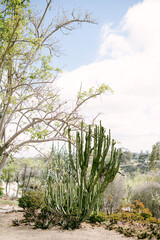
[0,211,136,240]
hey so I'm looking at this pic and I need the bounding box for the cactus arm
[83,125,92,190]
[68,128,76,171]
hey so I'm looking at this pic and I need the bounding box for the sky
[33,0,160,153]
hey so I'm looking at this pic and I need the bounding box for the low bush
[89,211,107,223]
[131,182,160,218]
[18,190,44,210]
[18,190,46,225]
[102,175,126,214]
[104,200,160,239]
[89,200,155,225]
[18,190,80,229]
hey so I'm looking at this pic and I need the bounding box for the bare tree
[0,0,112,175]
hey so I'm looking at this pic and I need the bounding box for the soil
[0,210,136,240]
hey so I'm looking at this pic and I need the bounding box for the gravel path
[0,211,136,240]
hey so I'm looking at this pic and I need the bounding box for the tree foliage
[0,0,112,174]
[149,142,160,169]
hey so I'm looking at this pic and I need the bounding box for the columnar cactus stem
[45,122,121,226]
[67,122,121,223]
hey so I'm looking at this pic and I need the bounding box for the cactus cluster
[45,122,121,224]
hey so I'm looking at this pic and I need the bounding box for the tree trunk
[0,154,8,176]
[6,181,8,196]
[22,165,27,195]
[16,174,20,198]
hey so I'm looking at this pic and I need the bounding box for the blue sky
[30,0,160,153]
[32,0,142,70]
[55,0,143,70]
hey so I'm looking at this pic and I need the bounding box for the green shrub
[131,182,160,218]
[104,201,160,239]
[102,175,126,214]
[89,211,107,223]
[18,190,44,210]
[89,212,105,223]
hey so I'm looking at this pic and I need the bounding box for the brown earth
[0,210,136,240]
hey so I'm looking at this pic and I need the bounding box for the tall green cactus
[68,122,121,222]
[45,122,121,225]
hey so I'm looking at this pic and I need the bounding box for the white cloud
[58,0,160,152]
[98,24,134,58]
[99,0,160,58]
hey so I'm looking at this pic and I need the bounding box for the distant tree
[0,0,112,175]
[149,142,160,169]
[1,156,16,195]
[1,157,44,197]
[132,152,139,160]
[121,150,132,164]
[138,151,150,163]
[17,158,43,195]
